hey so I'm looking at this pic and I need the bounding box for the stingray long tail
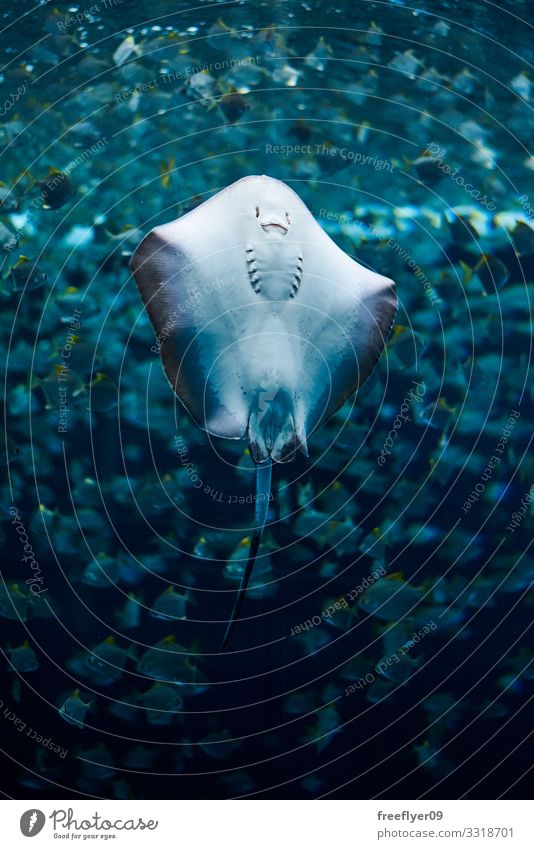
[220,459,272,651]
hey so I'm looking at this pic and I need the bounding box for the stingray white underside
[131,175,397,462]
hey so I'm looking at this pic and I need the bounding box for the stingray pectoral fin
[131,226,249,439]
[353,276,398,386]
[301,259,397,433]
[130,230,196,334]
[159,330,248,439]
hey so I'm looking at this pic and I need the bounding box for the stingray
[130,175,397,650]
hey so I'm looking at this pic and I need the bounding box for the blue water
[0,0,532,799]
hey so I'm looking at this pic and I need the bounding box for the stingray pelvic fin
[247,387,307,463]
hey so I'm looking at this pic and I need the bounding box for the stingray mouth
[261,221,288,235]
[256,208,291,236]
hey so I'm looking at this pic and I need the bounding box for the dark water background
[0,0,532,799]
